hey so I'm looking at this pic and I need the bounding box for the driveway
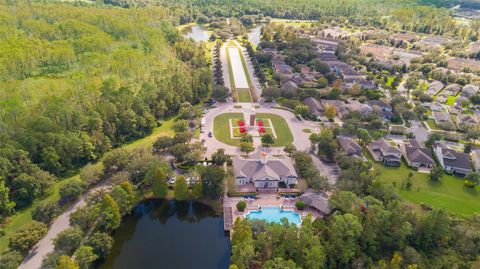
[408,120,430,143]
[309,153,340,185]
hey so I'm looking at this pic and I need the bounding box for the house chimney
[260,150,268,164]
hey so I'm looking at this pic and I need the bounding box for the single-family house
[433,142,472,176]
[320,99,348,116]
[444,84,462,96]
[433,111,453,125]
[346,100,373,117]
[426,81,444,96]
[456,114,478,128]
[281,81,299,96]
[368,139,402,167]
[337,136,363,158]
[461,84,479,97]
[302,97,322,119]
[448,104,463,115]
[402,139,435,169]
[232,151,298,188]
[430,101,444,112]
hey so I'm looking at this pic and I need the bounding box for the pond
[183,25,210,42]
[98,199,230,269]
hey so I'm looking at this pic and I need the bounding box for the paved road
[19,184,108,269]
[201,102,316,157]
[310,153,340,185]
[407,120,430,143]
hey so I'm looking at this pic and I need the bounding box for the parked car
[168,177,176,185]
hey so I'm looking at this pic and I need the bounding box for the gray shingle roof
[337,136,363,156]
[232,156,297,181]
[298,190,331,215]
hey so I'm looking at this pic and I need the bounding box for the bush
[236,201,247,211]
[464,180,476,188]
[80,163,104,186]
[9,221,48,254]
[59,180,86,202]
[0,250,23,269]
[32,201,60,224]
[295,201,306,210]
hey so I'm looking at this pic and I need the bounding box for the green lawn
[256,113,293,147]
[425,119,441,130]
[0,117,177,252]
[445,95,457,106]
[213,112,293,147]
[369,157,480,216]
[213,113,244,146]
[237,88,252,102]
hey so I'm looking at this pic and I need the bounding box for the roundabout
[202,102,318,157]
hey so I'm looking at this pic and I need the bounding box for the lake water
[183,25,210,42]
[98,199,230,269]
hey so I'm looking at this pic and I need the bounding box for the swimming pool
[246,207,301,225]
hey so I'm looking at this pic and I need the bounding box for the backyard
[370,157,480,216]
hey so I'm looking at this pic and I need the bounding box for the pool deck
[223,194,321,231]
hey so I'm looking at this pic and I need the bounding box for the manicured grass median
[369,156,480,216]
[237,89,252,102]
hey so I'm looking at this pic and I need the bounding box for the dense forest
[104,0,416,20]
[0,1,210,216]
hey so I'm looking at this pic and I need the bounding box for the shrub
[59,180,86,202]
[464,180,476,188]
[0,250,23,269]
[32,201,60,224]
[236,201,247,211]
[295,201,306,210]
[9,221,48,254]
[80,163,104,186]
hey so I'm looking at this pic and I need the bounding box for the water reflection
[183,25,210,42]
[98,199,230,269]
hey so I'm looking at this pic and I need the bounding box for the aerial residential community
[1,0,480,269]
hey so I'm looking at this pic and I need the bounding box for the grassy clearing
[368,155,480,216]
[237,88,252,102]
[213,113,244,146]
[256,113,293,147]
[0,117,177,252]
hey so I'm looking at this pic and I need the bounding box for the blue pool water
[246,207,302,225]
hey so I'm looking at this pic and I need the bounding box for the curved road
[202,102,319,157]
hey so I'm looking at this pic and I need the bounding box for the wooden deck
[223,202,233,231]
